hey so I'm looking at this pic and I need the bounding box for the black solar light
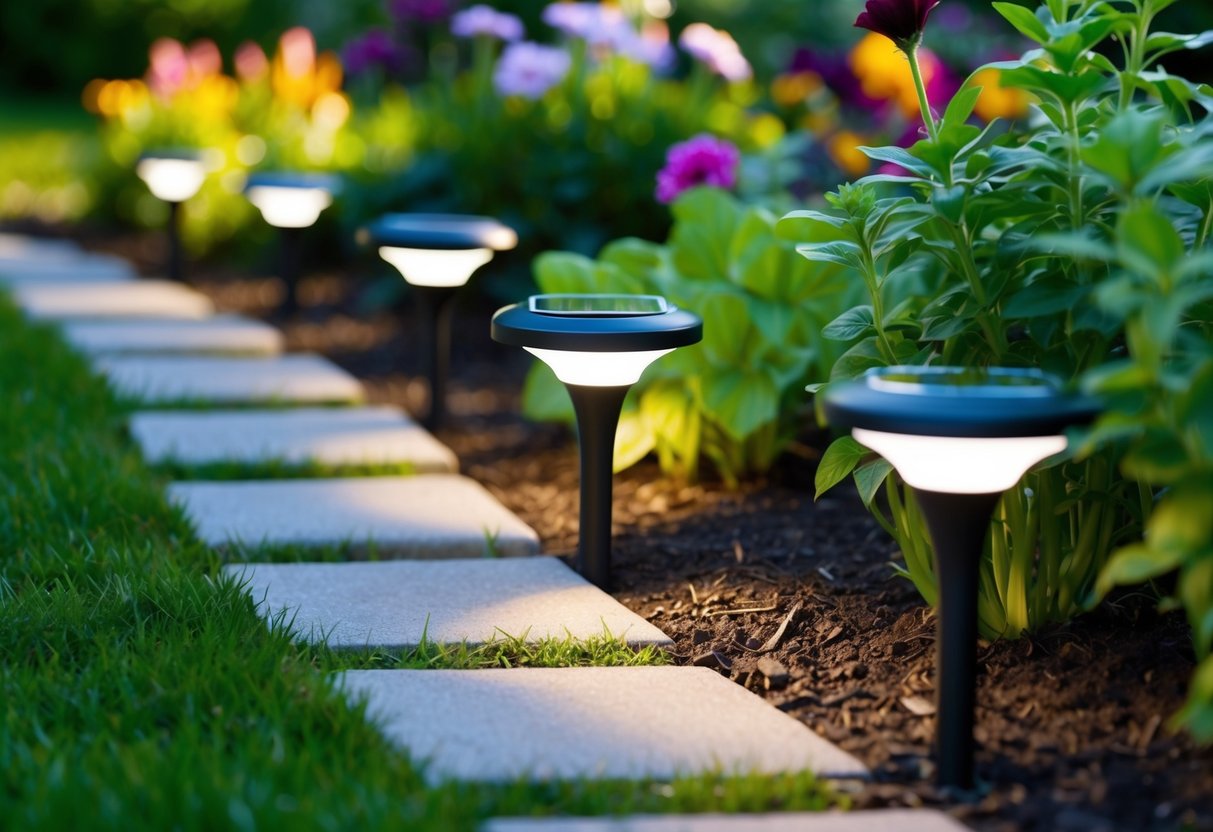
[136,149,207,282]
[493,294,702,588]
[822,366,1099,789]
[244,172,340,318]
[363,214,518,431]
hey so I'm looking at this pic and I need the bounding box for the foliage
[0,292,845,828]
[784,0,1213,737]
[523,187,855,485]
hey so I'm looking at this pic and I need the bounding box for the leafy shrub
[783,0,1213,737]
[524,187,856,486]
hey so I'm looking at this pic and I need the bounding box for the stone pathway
[483,810,969,831]
[171,476,539,557]
[0,251,135,282]
[339,667,868,783]
[224,558,669,648]
[94,354,364,405]
[15,279,212,319]
[63,315,284,357]
[2,234,932,827]
[130,406,456,473]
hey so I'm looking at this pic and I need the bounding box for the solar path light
[362,214,518,431]
[821,366,1099,789]
[136,150,207,283]
[244,172,340,318]
[492,294,702,588]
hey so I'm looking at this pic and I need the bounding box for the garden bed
[81,232,1211,832]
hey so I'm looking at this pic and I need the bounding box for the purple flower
[854,0,941,48]
[493,42,572,99]
[679,23,751,82]
[614,22,676,71]
[542,3,616,40]
[342,29,405,76]
[451,5,525,41]
[655,134,741,204]
[390,0,454,25]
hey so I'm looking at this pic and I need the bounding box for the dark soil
[50,228,1213,831]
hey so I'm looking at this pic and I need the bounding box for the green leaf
[830,337,884,381]
[698,292,753,365]
[992,1,1049,44]
[1147,480,1213,557]
[1095,542,1184,599]
[853,458,894,506]
[796,240,864,270]
[613,404,656,473]
[822,305,875,342]
[1003,278,1088,318]
[701,369,779,442]
[1116,202,1185,281]
[815,436,868,499]
[521,362,572,422]
[1122,428,1191,483]
[943,84,983,128]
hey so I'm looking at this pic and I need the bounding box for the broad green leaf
[854,458,894,506]
[521,362,572,422]
[701,368,779,442]
[992,1,1049,44]
[822,305,875,341]
[1003,278,1088,318]
[830,337,884,381]
[1147,482,1213,558]
[1095,542,1183,598]
[613,405,656,472]
[815,436,868,499]
[943,85,983,128]
[1116,202,1185,281]
[698,291,753,365]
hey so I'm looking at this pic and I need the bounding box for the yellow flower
[970,68,1029,121]
[849,31,936,119]
[771,71,823,108]
[829,130,872,177]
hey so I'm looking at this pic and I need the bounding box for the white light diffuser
[136,158,207,202]
[378,246,493,288]
[852,428,1067,494]
[246,186,332,228]
[525,347,673,387]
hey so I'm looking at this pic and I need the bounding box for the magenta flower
[493,42,572,99]
[452,5,525,41]
[343,29,406,77]
[679,23,751,82]
[854,0,941,47]
[655,134,741,204]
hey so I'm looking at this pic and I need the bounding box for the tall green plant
[783,0,1213,734]
[524,187,855,485]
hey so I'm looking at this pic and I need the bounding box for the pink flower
[655,134,741,204]
[234,41,269,82]
[493,42,572,99]
[187,39,222,78]
[679,23,751,82]
[147,38,188,98]
[280,27,316,78]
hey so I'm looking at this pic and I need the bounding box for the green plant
[782,0,1213,734]
[524,187,855,485]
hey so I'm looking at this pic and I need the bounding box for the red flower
[854,0,941,47]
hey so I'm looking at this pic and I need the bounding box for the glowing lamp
[136,150,208,282]
[493,294,702,587]
[243,172,340,317]
[822,366,1099,789]
[361,214,518,430]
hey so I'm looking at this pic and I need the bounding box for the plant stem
[906,45,940,143]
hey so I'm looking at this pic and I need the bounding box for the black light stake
[822,366,1099,789]
[244,172,340,318]
[136,150,207,282]
[363,214,518,431]
[492,294,703,588]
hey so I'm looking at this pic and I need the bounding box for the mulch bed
[53,229,1213,831]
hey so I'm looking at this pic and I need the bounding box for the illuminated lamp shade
[493,294,703,588]
[821,365,1100,790]
[378,246,494,288]
[360,213,519,430]
[136,153,207,203]
[243,172,340,229]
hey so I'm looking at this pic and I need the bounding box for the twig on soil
[705,603,779,617]
[755,601,803,653]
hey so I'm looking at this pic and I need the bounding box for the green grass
[152,457,420,481]
[0,294,845,829]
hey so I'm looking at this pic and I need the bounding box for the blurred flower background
[0,0,1209,275]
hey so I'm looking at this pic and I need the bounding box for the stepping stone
[62,315,283,357]
[95,354,364,405]
[130,406,456,473]
[224,558,669,649]
[170,475,538,557]
[0,233,80,259]
[0,255,136,284]
[339,667,868,784]
[15,280,212,320]
[483,810,970,832]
